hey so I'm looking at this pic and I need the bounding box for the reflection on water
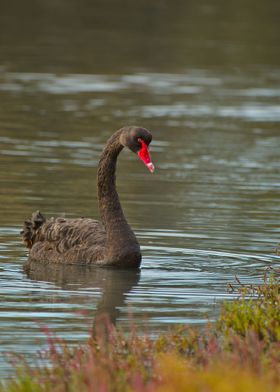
[1,0,280,379]
[24,262,140,326]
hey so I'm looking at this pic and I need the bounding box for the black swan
[21,126,154,268]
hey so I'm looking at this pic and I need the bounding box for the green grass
[1,269,280,392]
[220,273,280,343]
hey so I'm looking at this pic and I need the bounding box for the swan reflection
[24,261,140,326]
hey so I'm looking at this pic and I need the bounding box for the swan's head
[120,126,154,173]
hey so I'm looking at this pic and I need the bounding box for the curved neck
[97,130,137,246]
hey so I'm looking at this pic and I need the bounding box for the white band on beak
[147,162,155,173]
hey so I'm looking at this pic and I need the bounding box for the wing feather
[23,214,106,264]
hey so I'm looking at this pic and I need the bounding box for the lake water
[0,0,280,378]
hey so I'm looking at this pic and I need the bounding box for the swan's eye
[137,137,148,147]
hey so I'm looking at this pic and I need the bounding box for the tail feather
[21,211,46,249]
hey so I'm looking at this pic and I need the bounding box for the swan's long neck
[97,130,140,262]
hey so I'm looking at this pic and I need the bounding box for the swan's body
[21,127,154,268]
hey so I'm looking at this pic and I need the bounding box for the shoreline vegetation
[1,269,279,392]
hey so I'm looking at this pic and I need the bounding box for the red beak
[137,138,155,173]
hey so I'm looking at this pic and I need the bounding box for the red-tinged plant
[1,272,280,392]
